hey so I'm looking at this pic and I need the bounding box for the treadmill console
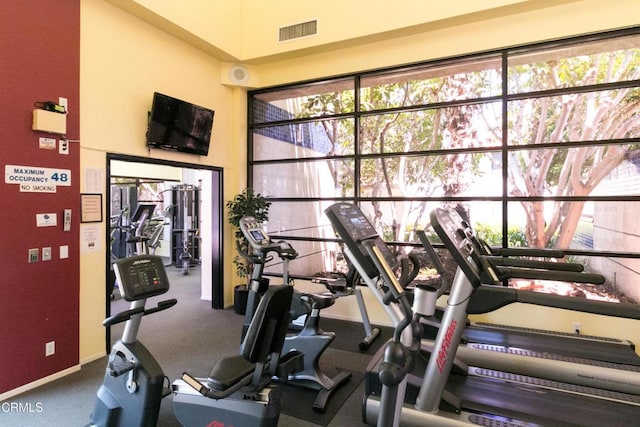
[325,203,398,279]
[430,208,482,288]
[239,216,299,261]
[113,255,170,301]
[240,216,271,248]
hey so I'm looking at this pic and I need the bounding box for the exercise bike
[238,216,352,413]
[89,254,299,427]
[88,255,177,427]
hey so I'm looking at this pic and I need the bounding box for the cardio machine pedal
[108,359,136,377]
[275,350,305,380]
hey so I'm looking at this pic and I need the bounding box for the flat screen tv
[146,92,214,156]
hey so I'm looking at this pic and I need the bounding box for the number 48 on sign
[5,164,72,193]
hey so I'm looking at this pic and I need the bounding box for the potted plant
[226,188,271,314]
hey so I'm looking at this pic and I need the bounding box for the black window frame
[247,27,640,299]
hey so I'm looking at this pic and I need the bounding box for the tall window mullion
[501,51,509,250]
[354,75,361,204]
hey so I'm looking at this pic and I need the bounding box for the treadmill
[413,228,640,378]
[325,202,640,427]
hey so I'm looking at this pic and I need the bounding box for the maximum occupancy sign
[5,164,71,193]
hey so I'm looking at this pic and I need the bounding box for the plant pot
[234,284,249,315]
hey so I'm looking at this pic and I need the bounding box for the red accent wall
[0,1,80,393]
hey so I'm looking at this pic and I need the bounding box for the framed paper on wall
[80,193,103,223]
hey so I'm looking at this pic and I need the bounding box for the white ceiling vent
[279,20,317,42]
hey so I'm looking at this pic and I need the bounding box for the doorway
[105,153,224,350]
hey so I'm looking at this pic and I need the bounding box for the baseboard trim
[80,352,106,365]
[323,312,393,327]
[0,365,81,402]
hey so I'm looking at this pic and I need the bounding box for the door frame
[105,153,224,350]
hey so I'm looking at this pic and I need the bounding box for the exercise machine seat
[241,285,294,366]
[207,357,255,391]
[173,285,297,427]
[211,284,294,393]
[300,292,335,311]
[179,285,295,399]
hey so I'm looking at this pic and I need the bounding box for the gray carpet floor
[1,265,388,426]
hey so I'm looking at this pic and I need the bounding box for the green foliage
[226,188,271,278]
[297,74,495,201]
[473,222,528,248]
[287,42,640,251]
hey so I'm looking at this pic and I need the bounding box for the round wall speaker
[229,64,250,85]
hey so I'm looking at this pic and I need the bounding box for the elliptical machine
[238,216,352,413]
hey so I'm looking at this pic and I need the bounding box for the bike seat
[301,293,336,310]
[312,272,350,294]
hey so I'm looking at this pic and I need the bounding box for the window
[248,29,640,304]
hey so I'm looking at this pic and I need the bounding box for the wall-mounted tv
[146,92,214,156]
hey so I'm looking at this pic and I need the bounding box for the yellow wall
[79,0,640,364]
[469,304,639,340]
[79,0,243,362]
[237,0,540,61]
[105,0,241,60]
[110,160,182,181]
[106,0,592,63]
[252,0,640,87]
[133,0,240,55]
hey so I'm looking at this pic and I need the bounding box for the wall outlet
[28,248,39,263]
[45,341,55,356]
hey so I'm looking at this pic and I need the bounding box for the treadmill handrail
[487,256,584,272]
[517,290,640,320]
[491,246,565,258]
[495,264,605,284]
[467,286,640,319]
